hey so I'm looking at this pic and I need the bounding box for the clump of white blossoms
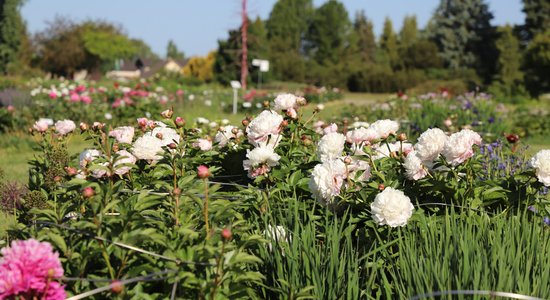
[55,119,76,135]
[246,110,284,148]
[308,159,346,206]
[317,132,346,162]
[442,129,482,166]
[530,149,550,186]
[371,187,415,227]
[132,135,165,161]
[369,119,399,139]
[415,128,448,164]
[243,146,281,178]
[215,125,243,148]
[109,126,135,144]
[403,151,428,180]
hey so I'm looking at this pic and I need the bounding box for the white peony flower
[317,132,346,162]
[113,150,137,176]
[273,93,298,111]
[347,157,371,182]
[323,123,338,135]
[55,119,76,135]
[369,119,399,139]
[346,127,378,145]
[371,187,414,227]
[442,129,482,166]
[132,135,165,161]
[193,138,213,151]
[243,146,281,178]
[403,151,428,180]
[109,126,135,144]
[415,128,448,164]
[215,125,243,147]
[351,121,369,129]
[150,126,180,146]
[530,149,550,186]
[308,159,346,205]
[372,142,413,160]
[246,110,283,148]
[79,149,101,168]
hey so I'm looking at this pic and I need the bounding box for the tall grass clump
[392,210,550,299]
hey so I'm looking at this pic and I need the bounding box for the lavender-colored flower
[543,217,550,226]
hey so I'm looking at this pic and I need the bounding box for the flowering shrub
[2,90,549,298]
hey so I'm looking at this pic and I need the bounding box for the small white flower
[132,135,165,161]
[371,187,414,227]
[109,126,135,144]
[54,119,76,135]
[264,224,291,253]
[403,151,428,180]
[273,93,298,111]
[246,110,283,148]
[243,146,281,178]
[442,129,482,166]
[204,100,212,107]
[369,119,399,139]
[308,159,346,205]
[530,149,550,186]
[193,138,213,151]
[104,113,113,120]
[415,128,448,165]
[196,117,209,125]
[215,125,242,147]
[318,132,345,162]
[113,150,137,176]
[79,149,101,168]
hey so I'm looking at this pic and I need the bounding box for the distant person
[135,58,144,72]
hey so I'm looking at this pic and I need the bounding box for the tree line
[0,0,548,97]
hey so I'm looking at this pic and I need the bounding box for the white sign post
[252,59,269,89]
[230,80,242,114]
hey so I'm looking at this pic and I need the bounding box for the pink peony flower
[442,129,482,166]
[48,91,58,99]
[80,95,92,104]
[54,119,76,135]
[33,120,49,132]
[69,93,80,102]
[0,239,65,299]
[176,89,184,96]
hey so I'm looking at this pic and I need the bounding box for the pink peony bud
[160,108,173,119]
[111,280,124,294]
[82,187,94,198]
[221,228,232,240]
[48,91,58,99]
[197,165,211,179]
[175,117,186,128]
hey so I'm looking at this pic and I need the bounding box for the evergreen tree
[0,0,25,74]
[427,0,497,81]
[306,0,351,64]
[214,18,269,86]
[522,0,550,41]
[524,29,550,96]
[380,17,400,69]
[353,10,376,64]
[492,25,524,95]
[166,40,184,61]
[265,0,313,81]
[399,15,418,50]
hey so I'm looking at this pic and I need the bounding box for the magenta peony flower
[0,239,65,299]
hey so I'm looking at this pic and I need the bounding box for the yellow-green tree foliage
[183,51,215,82]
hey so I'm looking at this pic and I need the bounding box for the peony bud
[175,117,186,128]
[82,187,94,198]
[506,134,519,144]
[197,165,211,179]
[155,132,163,139]
[231,128,239,135]
[64,166,77,176]
[221,228,232,241]
[397,133,407,142]
[92,122,105,131]
[161,108,173,119]
[378,184,385,191]
[296,97,307,106]
[280,120,289,128]
[79,122,88,131]
[54,176,62,183]
[111,280,124,294]
[443,118,452,127]
[137,118,148,128]
[241,118,249,127]
[263,101,270,108]
[173,187,181,196]
[168,142,177,149]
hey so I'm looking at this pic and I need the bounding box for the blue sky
[22,0,524,57]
